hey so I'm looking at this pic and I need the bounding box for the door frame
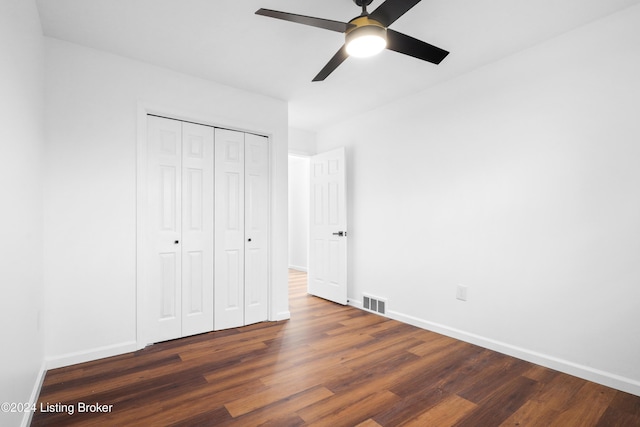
[135,103,273,349]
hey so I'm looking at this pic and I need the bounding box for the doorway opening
[288,154,310,272]
[288,148,348,305]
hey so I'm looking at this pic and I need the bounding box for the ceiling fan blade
[256,8,355,33]
[312,45,349,81]
[386,29,449,64]
[369,0,422,27]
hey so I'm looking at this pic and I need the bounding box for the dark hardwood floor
[32,269,640,426]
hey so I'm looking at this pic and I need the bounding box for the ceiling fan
[255,0,449,81]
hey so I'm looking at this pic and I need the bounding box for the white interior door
[146,116,183,342]
[244,133,269,325]
[214,128,245,330]
[308,147,348,305]
[146,116,214,343]
[214,129,269,329]
[180,122,214,336]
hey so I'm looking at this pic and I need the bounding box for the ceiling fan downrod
[354,0,374,15]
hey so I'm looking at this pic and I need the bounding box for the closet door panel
[244,134,269,325]
[214,128,245,330]
[146,116,183,343]
[181,123,214,336]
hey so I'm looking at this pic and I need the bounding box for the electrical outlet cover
[456,285,468,301]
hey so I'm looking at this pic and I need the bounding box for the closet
[145,115,269,344]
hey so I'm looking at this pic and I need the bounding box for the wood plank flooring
[32,269,640,426]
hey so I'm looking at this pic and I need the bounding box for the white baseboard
[45,341,138,370]
[288,265,307,272]
[21,361,47,427]
[273,310,291,322]
[348,299,640,397]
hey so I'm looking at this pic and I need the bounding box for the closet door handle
[174,240,179,244]
[247,238,252,242]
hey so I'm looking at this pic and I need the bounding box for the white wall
[0,0,45,425]
[288,156,309,271]
[288,127,317,156]
[43,38,289,366]
[317,4,640,395]
[287,127,315,271]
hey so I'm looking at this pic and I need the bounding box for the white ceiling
[36,0,640,131]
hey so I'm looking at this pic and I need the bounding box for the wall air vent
[362,294,387,315]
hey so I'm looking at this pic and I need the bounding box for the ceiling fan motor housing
[354,0,374,6]
[347,15,386,32]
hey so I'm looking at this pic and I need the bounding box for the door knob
[174,240,179,244]
[332,231,346,237]
[247,238,252,242]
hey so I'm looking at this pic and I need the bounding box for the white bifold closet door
[146,116,214,343]
[214,128,269,330]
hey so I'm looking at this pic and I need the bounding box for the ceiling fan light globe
[345,25,387,58]
[346,35,386,57]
